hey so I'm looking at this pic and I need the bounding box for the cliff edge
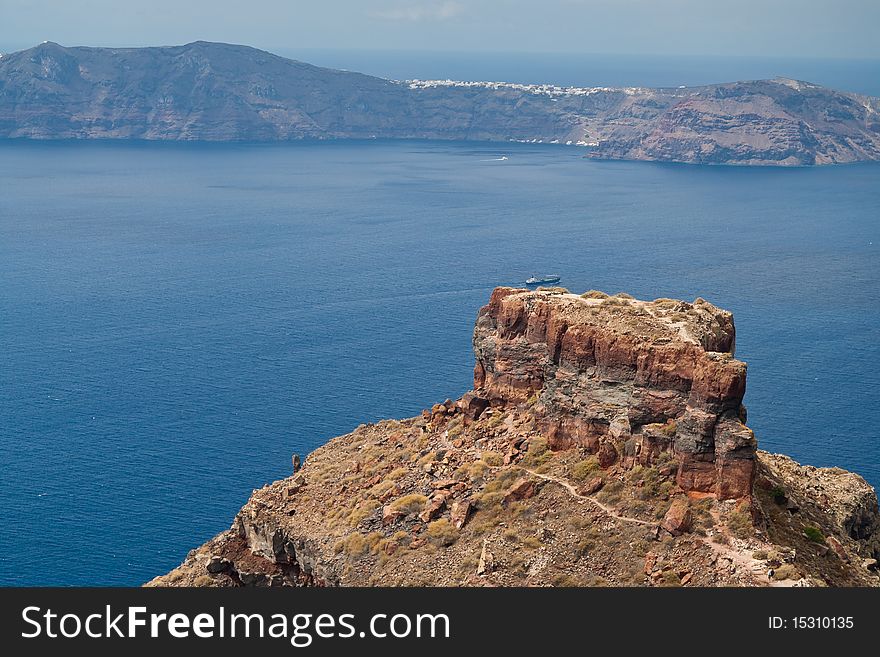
[149,288,880,587]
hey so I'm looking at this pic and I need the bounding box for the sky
[1,0,879,59]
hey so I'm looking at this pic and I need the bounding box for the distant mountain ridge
[2,41,879,165]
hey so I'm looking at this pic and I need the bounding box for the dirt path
[517,465,779,586]
[520,467,654,526]
[704,507,780,586]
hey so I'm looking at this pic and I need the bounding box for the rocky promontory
[150,288,880,587]
[2,41,880,166]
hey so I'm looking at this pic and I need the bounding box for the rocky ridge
[149,288,880,588]
[2,42,880,165]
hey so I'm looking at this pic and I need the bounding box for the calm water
[1,140,878,585]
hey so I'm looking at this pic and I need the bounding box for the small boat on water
[525,275,561,286]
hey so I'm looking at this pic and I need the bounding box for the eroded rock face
[472,288,755,500]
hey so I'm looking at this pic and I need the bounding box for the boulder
[477,539,494,575]
[418,493,447,523]
[450,500,472,530]
[597,441,619,468]
[661,498,693,536]
[578,477,604,496]
[502,478,540,507]
[206,556,231,574]
[378,484,401,503]
[825,536,849,562]
[382,505,403,526]
[644,551,657,575]
[459,392,489,421]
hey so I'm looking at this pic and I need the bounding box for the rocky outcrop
[757,452,880,560]
[472,288,755,499]
[2,42,879,166]
[148,288,880,588]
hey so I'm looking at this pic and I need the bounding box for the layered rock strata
[470,288,755,499]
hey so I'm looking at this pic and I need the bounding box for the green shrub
[659,420,677,437]
[502,529,520,543]
[570,457,599,481]
[574,538,594,558]
[658,570,680,587]
[482,467,520,494]
[803,526,824,543]
[772,564,798,581]
[457,460,488,482]
[771,486,787,504]
[596,479,624,504]
[370,479,397,498]
[551,573,580,587]
[567,516,591,530]
[390,494,428,514]
[521,535,542,549]
[426,519,458,547]
[335,531,382,557]
[726,508,753,540]
[474,490,505,509]
[525,436,548,458]
[347,500,379,526]
[523,437,553,467]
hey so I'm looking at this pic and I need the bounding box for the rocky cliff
[149,288,880,588]
[472,288,754,499]
[2,41,880,165]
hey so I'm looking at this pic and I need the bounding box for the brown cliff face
[471,288,755,500]
[149,288,879,588]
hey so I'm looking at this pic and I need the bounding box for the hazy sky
[2,0,878,58]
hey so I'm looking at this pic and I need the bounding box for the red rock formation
[471,287,756,500]
[150,287,880,588]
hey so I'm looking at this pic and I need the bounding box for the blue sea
[1,140,878,586]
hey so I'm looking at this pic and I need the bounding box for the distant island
[2,41,880,166]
